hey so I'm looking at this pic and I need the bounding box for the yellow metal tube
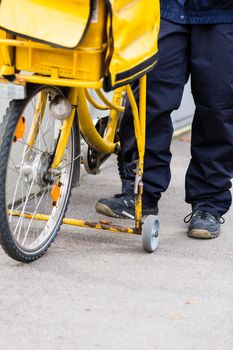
[27,91,47,149]
[84,89,109,111]
[125,84,142,156]
[17,74,103,89]
[139,75,147,164]
[84,88,124,144]
[94,89,125,112]
[0,38,54,49]
[126,76,147,230]
[134,76,147,230]
[104,87,124,143]
[51,88,77,169]
[0,38,107,52]
[8,210,139,235]
[0,45,12,66]
[77,88,115,154]
[125,84,143,228]
[134,181,143,230]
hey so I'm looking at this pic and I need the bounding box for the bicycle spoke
[21,189,47,246]
[1,86,75,260]
[14,186,49,211]
[9,157,27,223]
[14,170,37,240]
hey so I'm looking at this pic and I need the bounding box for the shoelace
[184,211,225,224]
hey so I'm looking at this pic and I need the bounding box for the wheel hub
[22,152,53,187]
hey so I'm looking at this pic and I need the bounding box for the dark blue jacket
[161,0,233,24]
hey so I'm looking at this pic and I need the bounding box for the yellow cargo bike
[0,0,160,262]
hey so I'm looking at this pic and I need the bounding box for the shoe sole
[95,203,126,219]
[187,229,220,239]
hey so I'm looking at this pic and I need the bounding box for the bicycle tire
[0,84,80,262]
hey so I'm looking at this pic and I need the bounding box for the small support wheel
[142,215,160,253]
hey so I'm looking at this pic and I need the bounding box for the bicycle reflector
[49,95,72,120]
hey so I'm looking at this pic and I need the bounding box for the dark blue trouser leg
[185,24,233,216]
[120,20,190,206]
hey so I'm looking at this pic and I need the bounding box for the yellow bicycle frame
[16,74,147,233]
[0,0,159,236]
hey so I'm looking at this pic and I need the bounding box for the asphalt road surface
[0,137,232,350]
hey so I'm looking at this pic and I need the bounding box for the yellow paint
[104,87,124,143]
[0,1,158,237]
[51,88,77,169]
[94,89,124,112]
[8,210,139,235]
[125,84,142,155]
[77,88,115,154]
[17,74,103,89]
[84,89,109,111]
[27,91,47,149]
[139,75,147,164]
[0,0,159,87]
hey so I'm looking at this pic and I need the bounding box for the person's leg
[96,19,190,218]
[120,19,191,207]
[186,24,233,216]
[185,24,233,237]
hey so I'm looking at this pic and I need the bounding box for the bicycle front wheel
[0,84,78,262]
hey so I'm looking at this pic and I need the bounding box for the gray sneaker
[184,210,224,239]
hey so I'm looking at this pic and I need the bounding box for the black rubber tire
[0,83,79,262]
